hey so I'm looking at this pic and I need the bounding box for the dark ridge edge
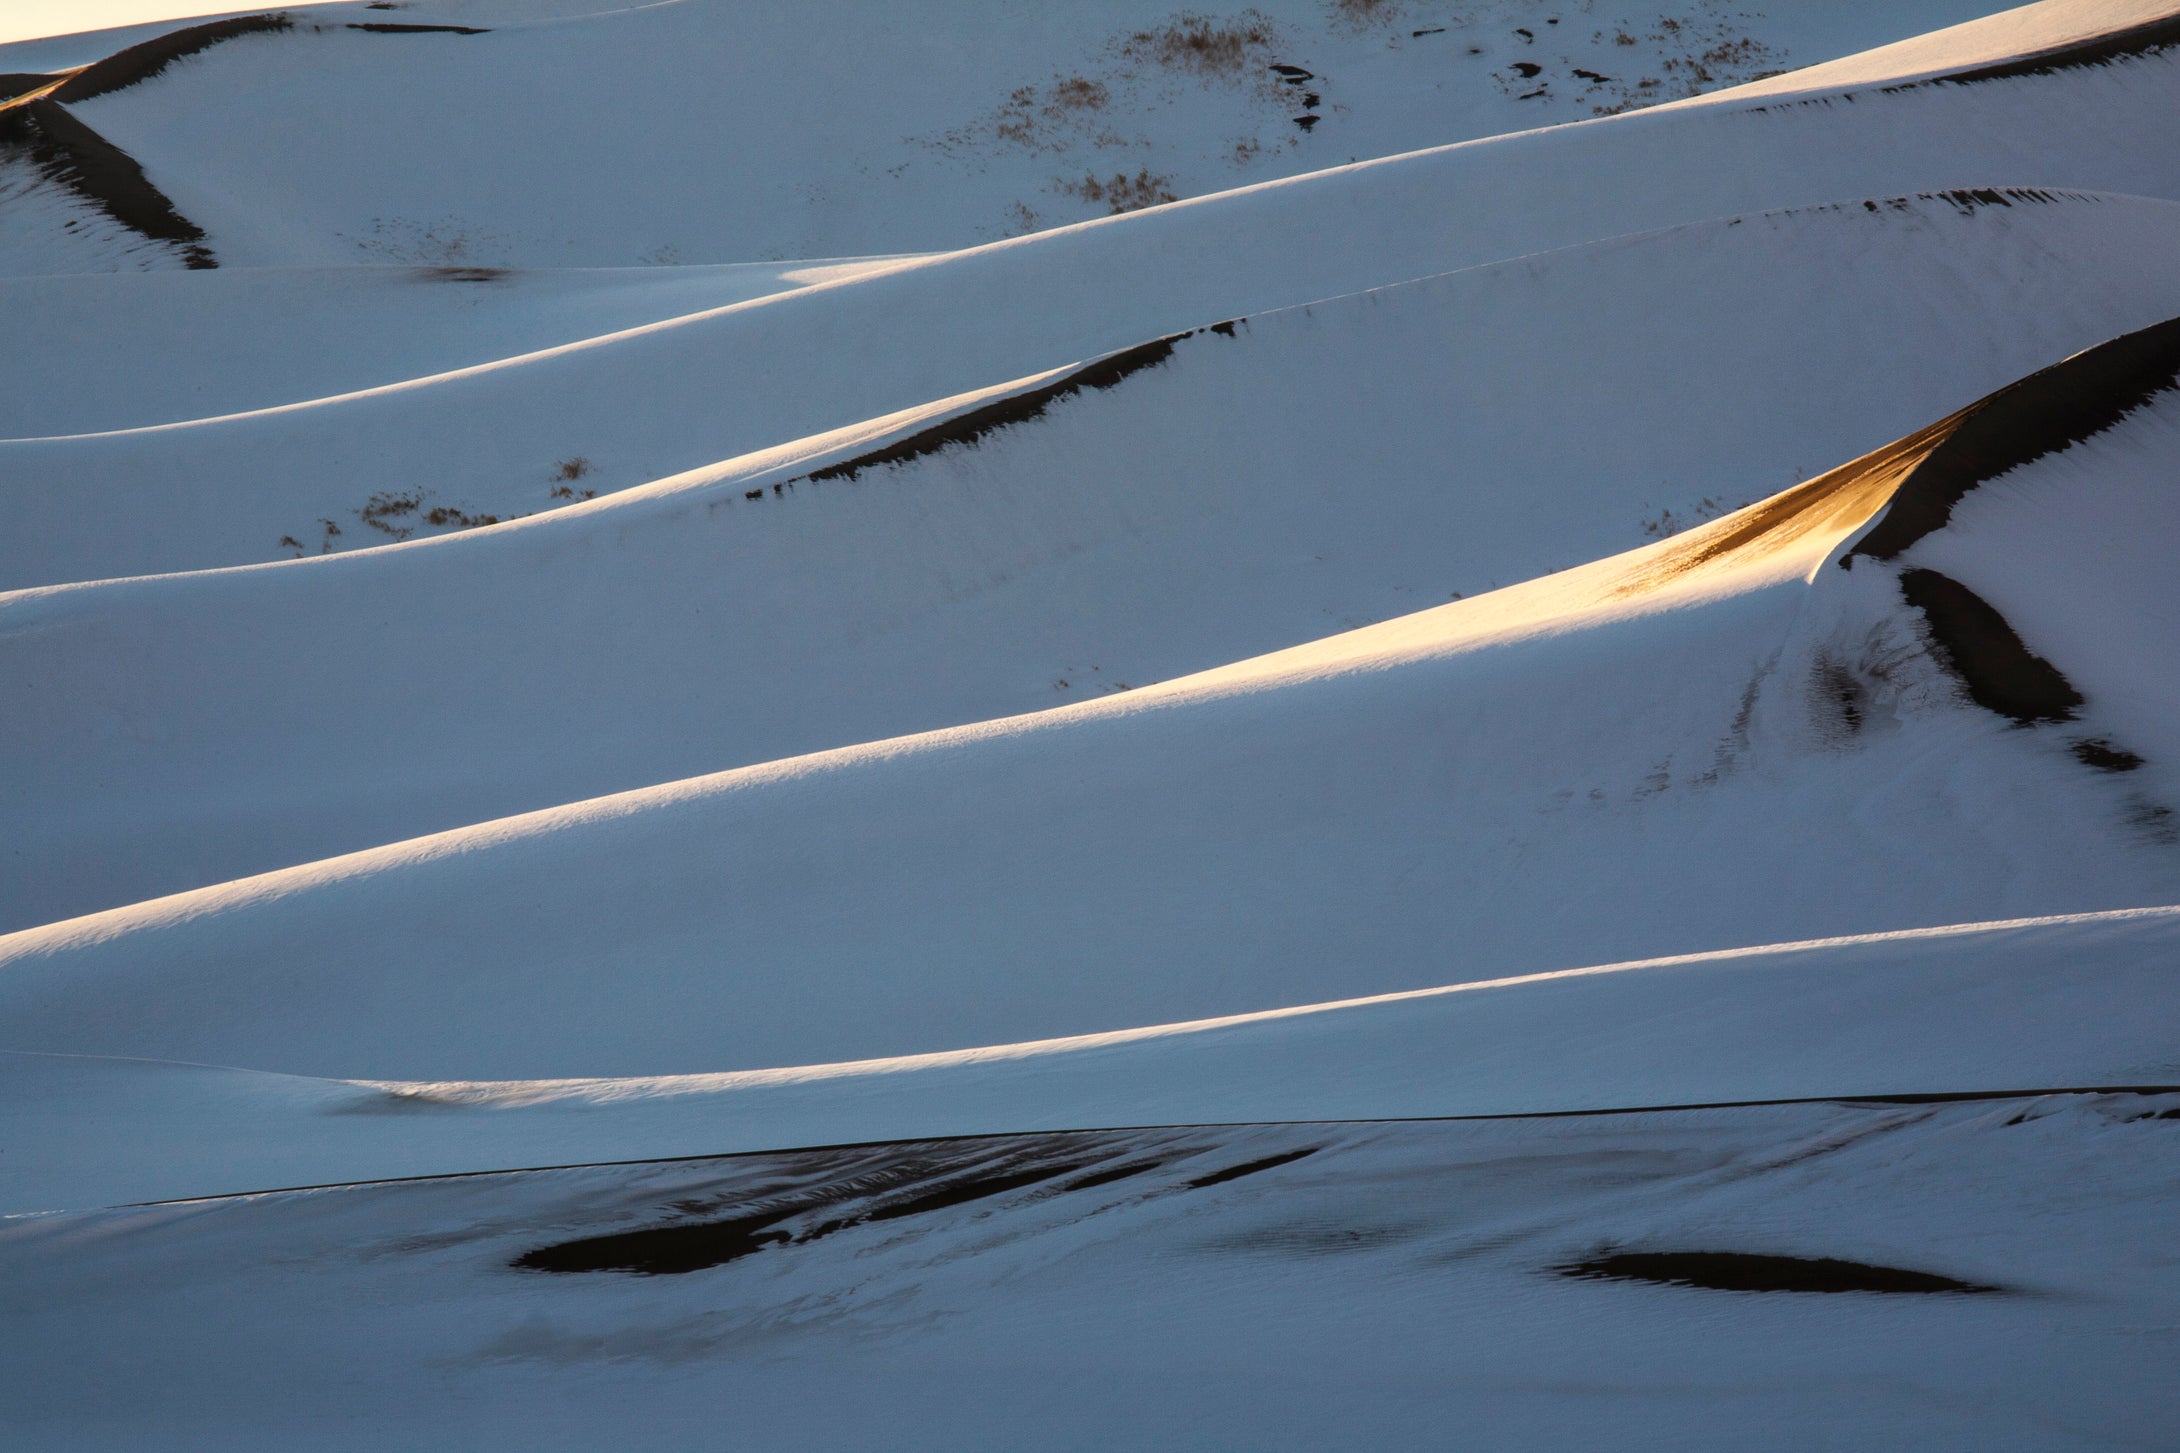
[1747,14,2180,114]
[113,1084,2180,1207]
[1884,13,2180,91]
[1848,314,2180,562]
[513,1148,1112,1274]
[0,98,214,265]
[50,13,293,105]
[346,23,491,36]
[0,73,58,105]
[800,320,1244,487]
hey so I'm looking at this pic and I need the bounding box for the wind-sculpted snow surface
[8,317,2180,1082]
[9,190,2180,931]
[4,3,2179,1447]
[5,908,2178,1213]
[5,1096,2177,1448]
[7,1,2180,585]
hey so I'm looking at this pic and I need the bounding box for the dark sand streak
[346,24,491,36]
[514,1137,1141,1275]
[1560,1250,1999,1294]
[0,99,215,266]
[1899,568,2082,725]
[807,328,1227,485]
[115,1086,2180,1208]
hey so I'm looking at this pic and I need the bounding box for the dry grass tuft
[1121,11,1279,77]
[1058,168,1180,214]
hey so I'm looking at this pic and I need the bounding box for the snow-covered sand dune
[6,1094,2176,1449]
[0,254,924,437]
[5,907,2176,1214]
[6,313,2177,1085]
[11,187,2180,931]
[4,4,2178,1445]
[6,0,2180,586]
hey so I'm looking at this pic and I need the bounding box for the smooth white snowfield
[6,1,2180,588]
[6,3,2180,1447]
[11,188,2180,932]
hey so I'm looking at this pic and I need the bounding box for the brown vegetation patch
[1121,11,1279,77]
[1327,0,1402,31]
[1057,167,1178,213]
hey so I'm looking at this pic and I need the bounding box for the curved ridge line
[0,182,2138,444]
[104,1085,2180,1210]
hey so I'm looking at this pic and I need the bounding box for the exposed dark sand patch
[0,99,214,267]
[1884,13,2180,91]
[514,1207,797,1275]
[2072,738,2145,773]
[346,23,491,36]
[413,265,510,283]
[1898,568,2082,725]
[514,1135,1161,1276]
[805,320,1242,486]
[48,13,293,105]
[808,336,1178,483]
[1849,316,2180,561]
[1560,1250,1999,1294]
[1184,1146,1319,1188]
[1056,1158,1173,1192]
[1929,185,2065,215]
[0,74,60,105]
[861,1156,1098,1222]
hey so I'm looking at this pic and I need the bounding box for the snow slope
[6,1095,2176,1450]
[4,908,2176,1214]
[0,255,920,436]
[11,188,2180,932]
[7,1,2180,587]
[7,315,2178,1082]
[9,0,2012,270]
[5,5,2179,1445]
